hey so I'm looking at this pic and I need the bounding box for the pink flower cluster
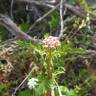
[42,36,61,49]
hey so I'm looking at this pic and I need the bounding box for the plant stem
[46,49,53,96]
[48,50,52,79]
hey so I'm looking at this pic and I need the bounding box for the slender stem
[46,49,53,96]
[47,50,52,79]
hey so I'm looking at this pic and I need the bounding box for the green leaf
[35,77,51,96]
[19,22,30,32]
[16,40,45,55]
[18,90,32,96]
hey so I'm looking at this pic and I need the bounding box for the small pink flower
[42,36,61,49]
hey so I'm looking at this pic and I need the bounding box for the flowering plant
[42,36,61,96]
[27,78,38,90]
[42,36,61,49]
[17,36,83,96]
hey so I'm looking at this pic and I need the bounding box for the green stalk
[46,49,53,96]
[47,49,52,79]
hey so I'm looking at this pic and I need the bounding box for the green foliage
[79,0,96,15]
[16,40,44,56]
[35,76,51,96]
[17,40,85,96]
[53,42,84,67]
[0,0,96,96]
[18,90,32,96]
[60,86,78,96]
[19,22,30,32]
[0,26,8,42]
[48,12,59,29]
[0,84,8,96]
[68,0,78,5]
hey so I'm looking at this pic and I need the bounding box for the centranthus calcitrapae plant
[17,36,63,96]
[42,36,61,96]
[17,36,84,96]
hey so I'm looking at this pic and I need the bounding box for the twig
[13,66,37,95]
[54,79,64,96]
[10,0,14,19]
[15,0,96,24]
[15,0,56,8]
[0,14,39,44]
[58,0,64,39]
[1,38,18,46]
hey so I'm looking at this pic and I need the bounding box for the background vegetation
[0,0,96,96]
